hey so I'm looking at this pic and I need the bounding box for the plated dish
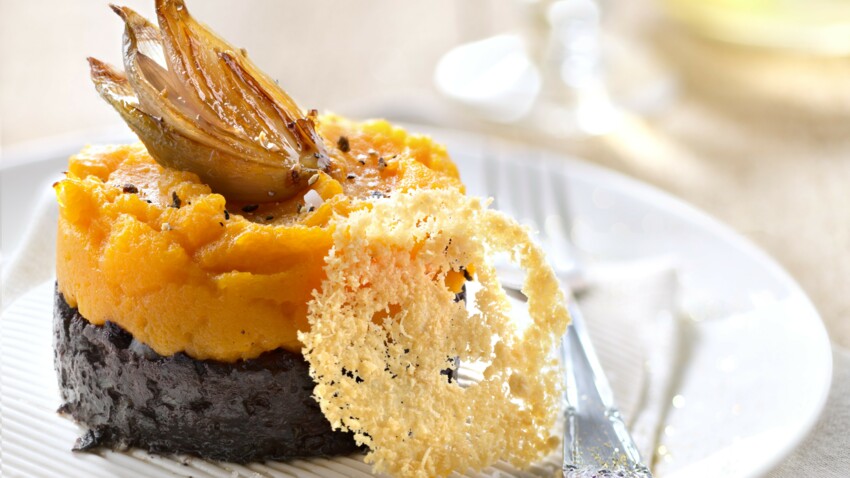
[0,126,833,477]
[1,0,832,476]
[50,2,570,477]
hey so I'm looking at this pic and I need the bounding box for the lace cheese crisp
[300,188,571,478]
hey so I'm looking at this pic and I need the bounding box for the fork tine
[522,154,548,230]
[482,151,503,209]
[529,159,576,275]
[544,163,581,268]
[513,155,580,285]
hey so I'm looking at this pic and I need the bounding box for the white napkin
[576,258,681,466]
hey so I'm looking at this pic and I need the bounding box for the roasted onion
[89,0,329,202]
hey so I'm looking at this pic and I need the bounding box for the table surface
[2,1,848,475]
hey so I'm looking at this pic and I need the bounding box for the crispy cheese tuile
[300,188,571,478]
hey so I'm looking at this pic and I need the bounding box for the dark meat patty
[53,285,361,463]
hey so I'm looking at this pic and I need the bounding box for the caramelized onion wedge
[89,0,329,202]
[88,57,304,201]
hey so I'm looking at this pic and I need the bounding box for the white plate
[0,127,832,478]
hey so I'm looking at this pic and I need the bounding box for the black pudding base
[53,286,361,463]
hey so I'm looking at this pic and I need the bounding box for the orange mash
[55,115,464,362]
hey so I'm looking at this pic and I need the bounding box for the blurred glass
[524,0,624,136]
[436,0,633,137]
[435,0,681,145]
[661,0,850,56]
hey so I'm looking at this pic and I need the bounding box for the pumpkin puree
[55,115,464,362]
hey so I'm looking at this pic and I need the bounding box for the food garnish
[301,189,570,478]
[89,0,329,203]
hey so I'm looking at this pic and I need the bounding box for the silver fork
[482,151,652,478]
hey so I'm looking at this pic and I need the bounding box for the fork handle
[562,299,652,477]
